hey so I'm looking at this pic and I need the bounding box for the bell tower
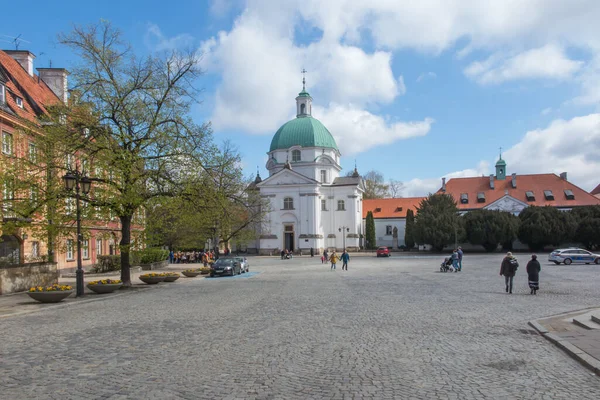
[495,147,506,180]
[296,69,312,117]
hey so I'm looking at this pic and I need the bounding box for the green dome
[270,116,338,152]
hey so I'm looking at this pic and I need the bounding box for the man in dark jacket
[500,252,519,294]
[526,254,541,295]
[341,250,350,271]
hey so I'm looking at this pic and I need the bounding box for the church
[251,77,364,255]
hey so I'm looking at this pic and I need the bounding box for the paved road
[2,254,600,399]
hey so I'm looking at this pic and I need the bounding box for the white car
[548,248,600,265]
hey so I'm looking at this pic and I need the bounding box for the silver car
[225,256,249,273]
[548,248,600,265]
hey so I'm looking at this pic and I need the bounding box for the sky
[3,0,600,196]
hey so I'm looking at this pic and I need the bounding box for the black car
[210,259,242,277]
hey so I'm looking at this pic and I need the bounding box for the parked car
[210,258,242,277]
[376,247,391,257]
[548,248,600,265]
[224,256,249,273]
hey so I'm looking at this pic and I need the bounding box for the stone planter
[163,275,180,282]
[27,290,73,303]
[87,283,122,294]
[199,270,210,275]
[182,270,200,278]
[139,276,166,284]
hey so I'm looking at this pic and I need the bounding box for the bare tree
[388,179,405,198]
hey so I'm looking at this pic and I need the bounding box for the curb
[528,320,600,376]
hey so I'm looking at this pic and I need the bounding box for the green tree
[404,209,415,249]
[365,211,376,249]
[413,193,462,252]
[58,21,214,286]
[463,209,519,252]
[571,205,600,250]
[518,206,576,251]
[346,170,389,199]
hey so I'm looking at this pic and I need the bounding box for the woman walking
[500,252,519,294]
[526,254,541,295]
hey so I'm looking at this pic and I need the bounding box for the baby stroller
[440,257,453,272]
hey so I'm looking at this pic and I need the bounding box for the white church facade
[251,80,364,255]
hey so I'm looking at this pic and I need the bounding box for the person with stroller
[500,252,519,294]
[457,247,463,271]
[526,254,541,295]
[451,249,460,272]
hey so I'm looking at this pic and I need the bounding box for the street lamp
[338,226,350,250]
[63,168,92,297]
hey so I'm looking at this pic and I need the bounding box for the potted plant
[87,279,123,294]
[181,269,201,277]
[198,267,211,275]
[139,273,167,284]
[27,284,74,303]
[163,272,180,282]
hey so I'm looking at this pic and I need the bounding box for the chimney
[4,50,35,76]
[37,68,69,103]
[489,174,495,189]
[560,172,567,181]
[511,173,517,188]
[441,177,446,192]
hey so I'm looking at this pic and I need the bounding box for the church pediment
[258,168,318,187]
[484,195,528,214]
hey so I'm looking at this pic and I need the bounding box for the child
[321,254,325,264]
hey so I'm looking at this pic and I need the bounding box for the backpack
[509,258,519,270]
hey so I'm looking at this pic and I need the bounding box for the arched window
[300,103,306,114]
[292,149,301,162]
[337,200,345,211]
[283,197,294,210]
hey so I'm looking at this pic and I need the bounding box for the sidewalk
[0,263,206,319]
[529,307,600,376]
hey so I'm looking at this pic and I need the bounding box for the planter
[139,275,166,284]
[87,283,122,294]
[27,290,73,303]
[182,270,200,278]
[163,275,180,282]
[199,270,210,275]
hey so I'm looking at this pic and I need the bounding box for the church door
[284,225,294,252]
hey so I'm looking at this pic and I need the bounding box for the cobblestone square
[1,253,600,399]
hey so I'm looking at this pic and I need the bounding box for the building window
[66,153,74,170]
[82,239,89,259]
[0,84,5,104]
[320,170,327,183]
[15,96,23,108]
[96,239,103,255]
[321,199,327,211]
[31,241,39,258]
[300,103,306,114]
[564,189,575,200]
[2,132,13,155]
[66,197,75,215]
[292,149,301,162]
[544,190,554,200]
[66,239,74,260]
[337,200,345,211]
[525,191,535,202]
[386,225,393,235]
[28,142,37,163]
[81,159,89,174]
[2,181,14,217]
[460,193,468,204]
[83,128,90,138]
[283,197,294,210]
[477,192,485,203]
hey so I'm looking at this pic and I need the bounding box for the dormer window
[477,192,485,203]
[564,189,575,200]
[525,191,535,202]
[0,84,5,104]
[15,96,23,108]
[395,207,403,212]
[374,207,382,212]
[544,190,554,200]
[460,193,468,204]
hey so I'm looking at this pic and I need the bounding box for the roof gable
[257,168,319,187]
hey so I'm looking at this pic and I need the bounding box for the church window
[283,197,294,210]
[292,150,301,162]
[320,170,327,183]
[300,103,306,114]
[386,225,393,235]
[337,200,345,211]
[321,199,327,211]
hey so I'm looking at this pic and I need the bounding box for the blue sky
[3,0,599,195]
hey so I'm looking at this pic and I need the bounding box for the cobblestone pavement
[2,254,600,399]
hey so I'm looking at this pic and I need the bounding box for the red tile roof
[363,197,425,219]
[591,183,600,196]
[439,174,600,209]
[0,50,60,123]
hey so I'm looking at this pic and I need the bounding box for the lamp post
[63,170,92,297]
[338,226,350,250]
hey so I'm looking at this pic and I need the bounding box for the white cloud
[315,104,433,155]
[416,72,437,83]
[145,23,195,51]
[402,161,490,197]
[504,114,600,191]
[464,44,583,85]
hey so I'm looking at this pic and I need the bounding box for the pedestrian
[500,252,519,294]
[341,249,350,271]
[457,247,463,271]
[321,254,325,264]
[451,249,459,273]
[281,249,285,260]
[310,247,314,257]
[330,251,338,270]
[169,250,174,264]
[323,249,329,264]
[526,254,541,295]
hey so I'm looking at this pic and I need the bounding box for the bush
[94,255,121,273]
[131,248,169,265]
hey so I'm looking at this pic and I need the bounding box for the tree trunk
[120,215,132,287]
